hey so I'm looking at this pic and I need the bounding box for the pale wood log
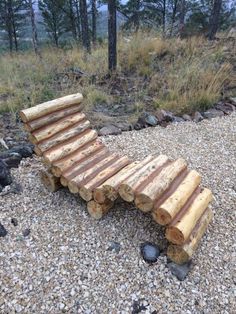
[79,156,131,201]
[87,199,114,219]
[134,158,187,212]
[93,161,140,203]
[167,208,213,264]
[24,103,83,132]
[68,154,118,194]
[60,148,109,186]
[43,129,97,165]
[119,155,169,203]
[51,140,104,177]
[20,93,83,122]
[38,120,90,152]
[152,170,202,225]
[165,188,213,245]
[34,145,43,156]
[31,112,86,143]
[40,170,62,192]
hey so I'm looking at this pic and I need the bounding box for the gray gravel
[0,114,236,313]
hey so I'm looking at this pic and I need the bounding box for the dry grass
[0,32,234,115]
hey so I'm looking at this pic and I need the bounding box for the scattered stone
[167,261,191,281]
[115,122,132,132]
[1,182,22,196]
[8,144,34,158]
[137,112,158,127]
[229,97,236,105]
[0,159,12,188]
[182,114,192,121]
[99,125,122,136]
[107,241,121,253]
[173,116,185,123]
[0,223,7,237]
[11,218,18,227]
[133,122,143,130]
[203,109,224,119]
[23,228,31,237]
[192,111,204,122]
[214,103,235,114]
[163,111,174,122]
[132,299,148,314]
[0,153,22,168]
[140,242,160,264]
[154,109,166,123]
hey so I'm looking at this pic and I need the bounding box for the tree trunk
[79,0,91,52]
[69,0,78,40]
[208,0,222,40]
[91,0,97,44]
[6,0,13,52]
[29,0,40,56]
[162,0,166,36]
[170,0,178,36]
[179,0,186,37]
[75,0,82,41]
[108,0,117,72]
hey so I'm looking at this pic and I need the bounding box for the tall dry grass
[0,32,234,115]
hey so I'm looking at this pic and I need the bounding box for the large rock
[167,261,191,281]
[192,111,204,122]
[215,102,235,114]
[99,125,122,136]
[0,144,34,169]
[203,108,224,119]
[137,112,158,127]
[115,122,132,132]
[182,114,192,121]
[0,159,12,188]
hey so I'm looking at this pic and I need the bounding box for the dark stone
[167,261,191,281]
[107,241,121,253]
[137,112,158,127]
[173,116,185,123]
[132,300,148,314]
[133,122,143,130]
[0,153,21,168]
[155,109,166,123]
[0,159,12,188]
[182,114,192,121]
[192,111,204,122]
[98,125,122,136]
[203,109,224,119]
[11,218,18,227]
[163,111,174,122]
[140,242,160,264]
[0,223,7,237]
[214,103,235,114]
[8,144,34,158]
[115,122,132,132]
[23,228,30,237]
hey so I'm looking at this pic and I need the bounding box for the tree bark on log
[40,170,62,192]
[79,156,130,201]
[87,199,114,219]
[119,155,169,203]
[152,170,201,225]
[24,104,83,132]
[60,148,109,186]
[93,161,140,203]
[166,188,213,245]
[20,93,83,122]
[31,112,86,143]
[135,158,187,212]
[43,129,97,164]
[51,140,104,177]
[68,154,119,194]
[167,208,213,264]
[37,120,90,153]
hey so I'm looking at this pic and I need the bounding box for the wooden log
[24,103,83,132]
[87,199,114,220]
[34,145,43,156]
[40,170,62,192]
[37,119,90,153]
[93,161,140,203]
[79,156,131,201]
[165,188,213,245]
[31,112,86,143]
[167,208,213,264]
[51,140,104,177]
[60,148,109,186]
[68,154,119,194]
[20,93,83,122]
[134,158,187,212]
[119,155,169,203]
[152,170,201,225]
[43,129,97,165]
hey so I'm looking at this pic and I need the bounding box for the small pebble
[22,228,30,237]
[167,261,191,281]
[11,218,18,226]
[0,223,7,237]
[140,242,160,264]
[107,241,121,253]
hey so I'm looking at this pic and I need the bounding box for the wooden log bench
[20,93,213,265]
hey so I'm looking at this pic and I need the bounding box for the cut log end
[87,200,114,220]
[119,184,135,202]
[93,188,106,204]
[135,194,153,212]
[167,245,190,264]
[40,170,62,192]
[104,185,118,201]
[68,181,79,194]
[60,176,68,187]
[34,146,43,156]
[152,207,172,225]
[166,226,185,245]
[51,166,61,177]
[79,187,93,202]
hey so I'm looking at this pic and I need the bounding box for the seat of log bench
[20,93,213,265]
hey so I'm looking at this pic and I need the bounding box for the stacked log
[20,92,214,265]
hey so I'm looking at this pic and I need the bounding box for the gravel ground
[0,114,236,313]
